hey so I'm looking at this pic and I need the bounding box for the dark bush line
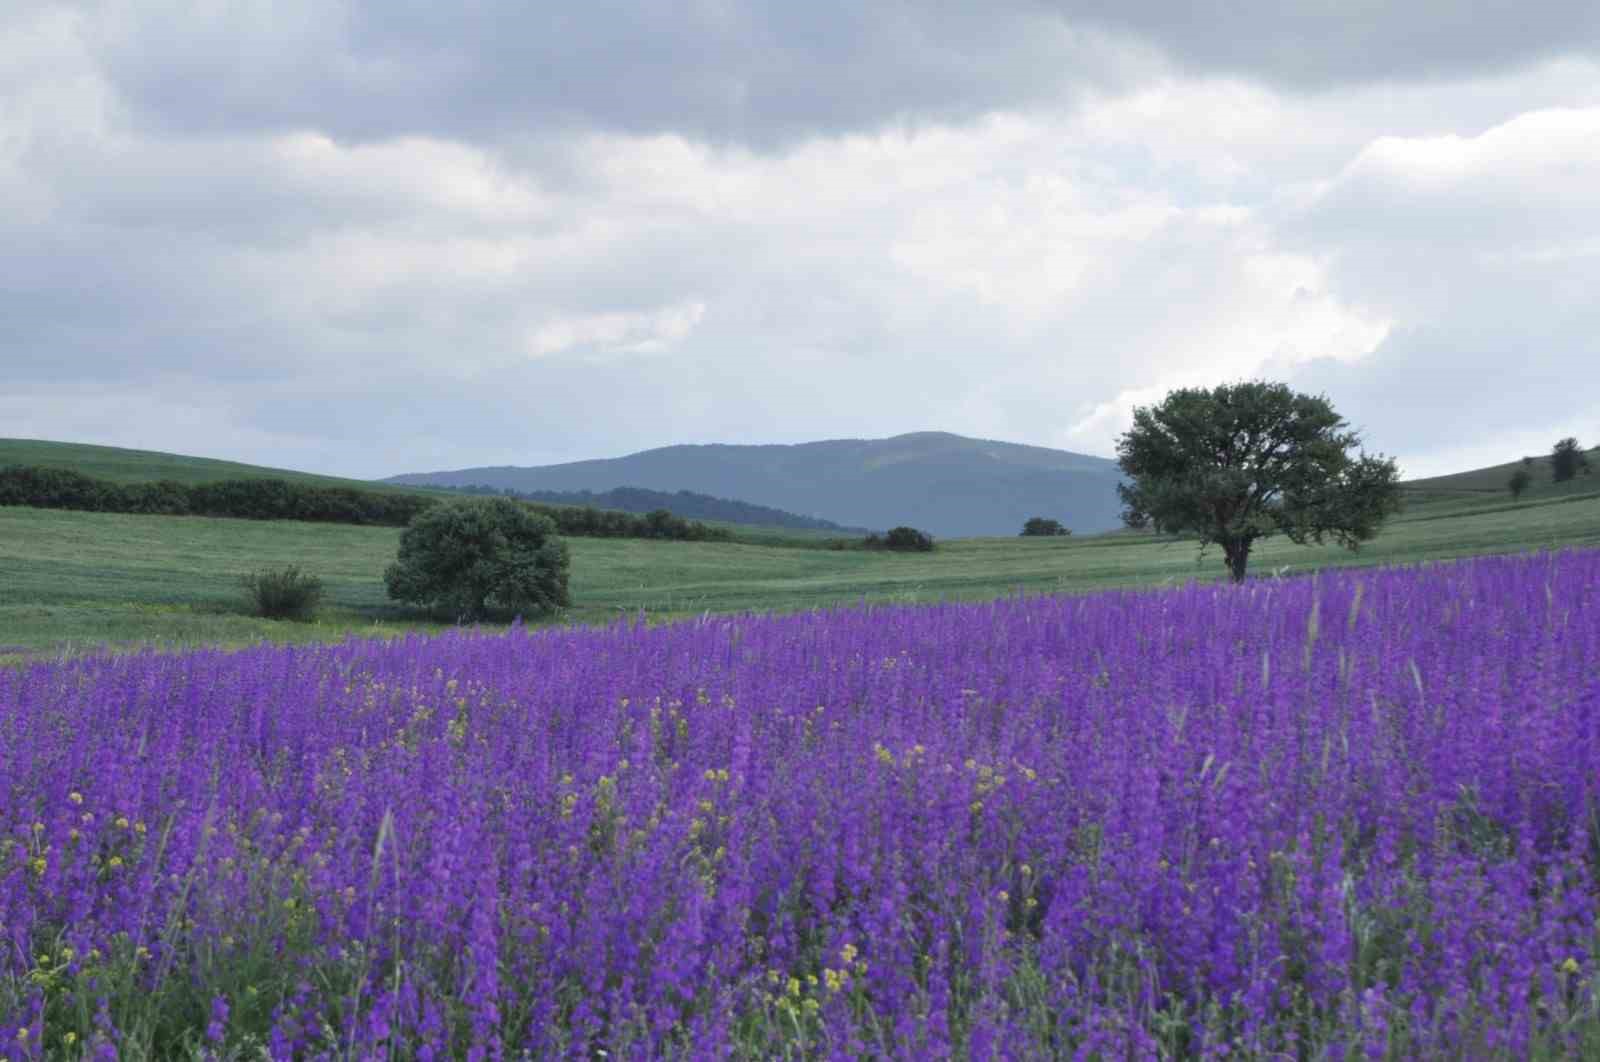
[0,465,733,543]
[445,482,862,532]
[0,465,436,525]
[540,504,732,542]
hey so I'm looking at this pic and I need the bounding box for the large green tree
[1116,381,1402,582]
[384,497,570,620]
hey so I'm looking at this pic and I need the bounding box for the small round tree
[1020,517,1070,537]
[883,526,935,551]
[1507,467,1533,500]
[384,497,570,620]
[1551,437,1590,483]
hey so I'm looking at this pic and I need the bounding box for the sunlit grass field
[4,466,1599,658]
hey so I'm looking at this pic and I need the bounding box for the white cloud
[526,301,707,358]
[1,2,1597,484]
[1278,105,1600,467]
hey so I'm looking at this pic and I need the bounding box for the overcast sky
[4,1,1598,480]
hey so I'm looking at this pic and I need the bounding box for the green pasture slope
[2,438,1599,659]
[1399,445,1600,510]
[0,437,430,491]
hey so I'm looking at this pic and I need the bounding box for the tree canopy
[1115,381,1401,582]
[1020,517,1070,537]
[1551,437,1590,483]
[384,497,570,620]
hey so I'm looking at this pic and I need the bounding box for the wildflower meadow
[3,550,1598,1058]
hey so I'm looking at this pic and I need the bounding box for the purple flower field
[3,550,1599,1058]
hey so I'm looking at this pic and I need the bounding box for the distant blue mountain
[431,483,867,533]
[386,431,1124,538]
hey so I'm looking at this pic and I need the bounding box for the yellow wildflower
[68,791,84,805]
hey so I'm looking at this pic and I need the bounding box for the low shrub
[864,526,935,551]
[1020,516,1071,536]
[241,564,324,621]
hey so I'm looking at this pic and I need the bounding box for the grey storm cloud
[4,0,1599,481]
[83,1,1600,148]
[89,1,1091,147]
[1064,0,1600,88]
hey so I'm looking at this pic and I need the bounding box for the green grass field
[5,451,1599,660]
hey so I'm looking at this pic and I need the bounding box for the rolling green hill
[0,437,423,491]
[5,440,1600,659]
[1399,445,1600,510]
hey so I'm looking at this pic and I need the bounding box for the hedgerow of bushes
[0,465,733,543]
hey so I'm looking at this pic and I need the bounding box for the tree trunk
[1222,537,1251,583]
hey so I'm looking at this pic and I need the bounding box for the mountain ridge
[386,431,1127,538]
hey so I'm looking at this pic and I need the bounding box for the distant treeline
[445,482,860,532]
[0,465,733,542]
[0,465,435,524]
